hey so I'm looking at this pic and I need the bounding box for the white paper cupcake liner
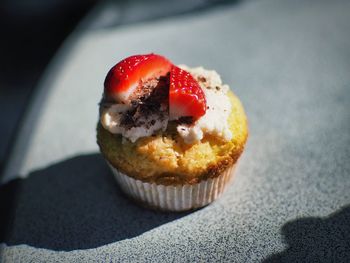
[107,163,237,212]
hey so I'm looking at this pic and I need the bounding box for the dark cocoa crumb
[178,116,194,125]
[198,76,206,82]
[119,74,169,129]
[120,111,134,126]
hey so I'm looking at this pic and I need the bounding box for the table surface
[1,0,350,262]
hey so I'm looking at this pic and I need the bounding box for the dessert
[97,53,248,211]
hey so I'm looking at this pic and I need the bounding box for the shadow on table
[0,153,189,251]
[264,205,350,263]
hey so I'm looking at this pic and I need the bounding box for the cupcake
[97,53,248,211]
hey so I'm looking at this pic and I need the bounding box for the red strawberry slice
[169,66,207,120]
[104,53,172,103]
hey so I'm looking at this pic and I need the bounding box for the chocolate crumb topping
[198,76,207,82]
[178,116,194,125]
[120,75,169,128]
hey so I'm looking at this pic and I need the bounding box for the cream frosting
[177,65,232,144]
[100,104,168,143]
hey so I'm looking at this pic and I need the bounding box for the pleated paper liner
[108,163,236,212]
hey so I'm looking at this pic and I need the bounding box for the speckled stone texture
[1,0,350,262]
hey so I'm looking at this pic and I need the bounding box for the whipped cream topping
[100,66,233,144]
[101,104,168,143]
[177,65,232,144]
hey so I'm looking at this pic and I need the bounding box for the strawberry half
[104,53,172,103]
[169,66,207,120]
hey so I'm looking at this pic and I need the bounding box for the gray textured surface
[1,0,350,262]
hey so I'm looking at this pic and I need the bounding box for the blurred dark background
[0,0,99,172]
[0,0,234,174]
